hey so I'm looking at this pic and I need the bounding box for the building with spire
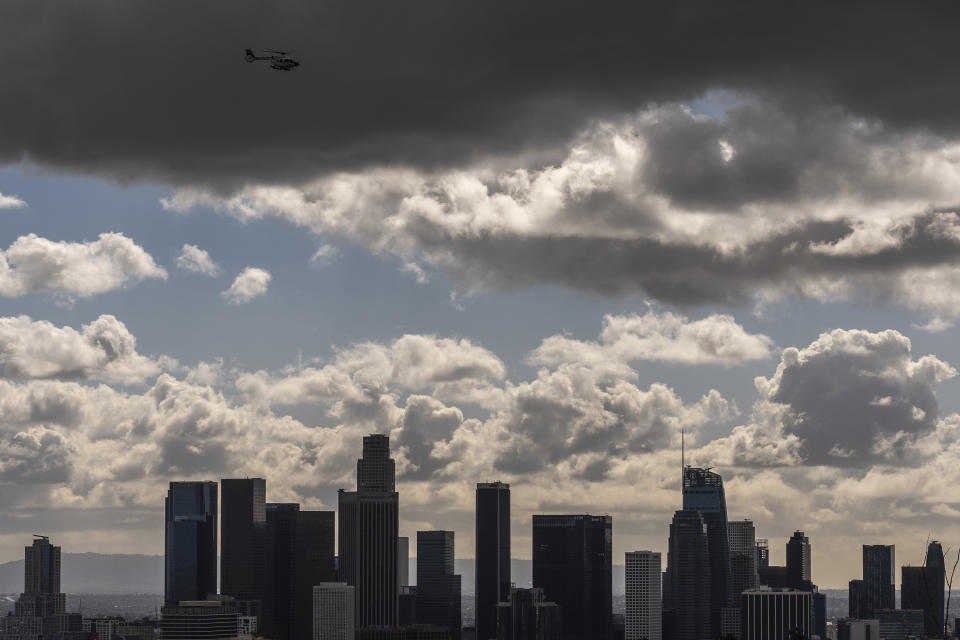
[681,467,732,639]
[901,540,945,638]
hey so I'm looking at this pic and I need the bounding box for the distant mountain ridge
[0,553,163,594]
[0,554,626,595]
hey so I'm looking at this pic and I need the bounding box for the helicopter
[245,48,300,71]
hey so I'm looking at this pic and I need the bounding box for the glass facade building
[164,481,217,606]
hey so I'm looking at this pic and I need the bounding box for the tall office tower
[902,540,946,638]
[927,541,946,637]
[399,537,410,588]
[665,510,710,640]
[221,478,266,605]
[786,531,811,590]
[14,535,65,617]
[532,514,612,640]
[265,504,337,640]
[625,551,661,640]
[848,579,866,619]
[476,482,511,640]
[862,545,895,617]
[416,531,462,640]
[164,481,217,606]
[728,520,758,599]
[495,587,562,640]
[313,583,355,640]
[339,434,400,629]
[682,467,732,639]
[741,590,812,640]
[755,539,770,570]
[358,433,396,492]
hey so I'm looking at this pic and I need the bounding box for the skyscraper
[786,531,811,590]
[901,540,945,638]
[164,481,217,606]
[313,583,355,640]
[416,531,462,640]
[665,510,710,640]
[264,504,336,640]
[848,579,866,619]
[339,434,400,629]
[399,537,410,588]
[728,520,758,599]
[220,478,266,604]
[682,467,732,638]
[476,482,510,640]
[625,551,661,640]
[862,545,895,617]
[532,514,612,640]
[496,588,562,640]
[15,535,65,617]
[741,590,811,640]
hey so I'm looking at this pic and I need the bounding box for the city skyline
[5,1,960,596]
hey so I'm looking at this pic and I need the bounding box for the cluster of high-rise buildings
[1,436,955,640]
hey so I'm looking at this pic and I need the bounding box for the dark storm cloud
[4,1,960,188]
[427,213,960,307]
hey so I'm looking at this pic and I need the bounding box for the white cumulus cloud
[221,267,271,304]
[0,315,163,385]
[529,310,774,368]
[0,233,166,298]
[175,244,220,277]
[0,192,26,209]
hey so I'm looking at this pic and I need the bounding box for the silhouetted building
[416,531,462,640]
[399,537,410,588]
[164,481,217,606]
[339,434,400,628]
[741,589,811,640]
[264,504,336,640]
[729,520,758,599]
[476,482,510,640]
[902,541,946,638]
[758,565,788,590]
[15,536,65,618]
[877,609,924,640]
[159,600,238,639]
[665,510,710,640]
[533,514,612,640]
[220,478,266,608]
[862,545,895,618]
[786,531,811,590]
[848,580,866,620]
[682,467,732,639]
[0,536,87,640]
[813,590,826,640]
[836,618,879,640]
[495,588,561,640]
[400,586,417,626]
[313,583,354,640]
[625,551,661,640]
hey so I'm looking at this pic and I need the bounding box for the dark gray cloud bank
[2,1,959,186]
[7,1,960,314]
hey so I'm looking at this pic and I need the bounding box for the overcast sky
[4,1,960,588]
